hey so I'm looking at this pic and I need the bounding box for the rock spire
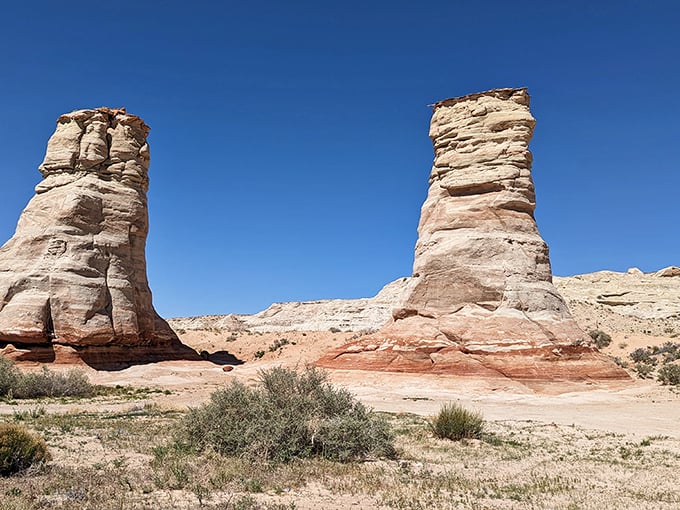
[318,89,628,381]
[0,108,195,366]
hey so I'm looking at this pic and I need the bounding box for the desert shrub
[651,342,680,363]
[0,424,50,476]
[430,403,484,441]
[612,356,629,369]
[630,348,655,365]
[177,366,395,462]
[589,330,612,349]
[329,327,341,333]
[0,357,21,396]
[634,362,655,379]
[14,366,94,399]
[657,364,680,386]
[268,338,290,352]
[0,357,95,399]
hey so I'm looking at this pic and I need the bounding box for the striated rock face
[318,89,627,381]
[0,108,196,366]
[555,269,680,336]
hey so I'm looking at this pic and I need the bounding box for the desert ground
[1,320,680,510]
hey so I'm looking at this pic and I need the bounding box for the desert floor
[71,329,680,438]
[1,329,679,509]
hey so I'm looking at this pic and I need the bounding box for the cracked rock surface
[318,89,627,380]
[0,108,190,364]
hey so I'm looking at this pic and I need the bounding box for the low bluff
[0,108,198,368]
[318,88,628,381]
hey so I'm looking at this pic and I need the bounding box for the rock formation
[318,88,628,381]
[0,108,197,366]
[555,269,680,336]
[168,267,679,343]
[169,278,412,334]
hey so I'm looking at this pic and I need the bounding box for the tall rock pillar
[319,89,628,381]
[0,108,195,366]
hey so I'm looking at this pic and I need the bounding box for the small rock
[655,266,680,278]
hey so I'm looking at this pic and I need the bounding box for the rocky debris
[0,108,197,367]
[555,270,680,337]
[317,88,626,381]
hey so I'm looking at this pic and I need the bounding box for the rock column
[318,89,628,381]
[0,108,195,365]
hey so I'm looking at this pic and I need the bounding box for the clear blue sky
[1,1,678,317]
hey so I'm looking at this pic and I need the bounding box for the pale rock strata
[169,278,412,334]
[168,266,679,341]
[555,269,680,336]
[0,108,196,366]
[318,89,627,380]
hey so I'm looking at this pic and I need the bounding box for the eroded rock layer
[0,108,197,366]
[318,89,627,380]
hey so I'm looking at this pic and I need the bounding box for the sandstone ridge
[0,108,198,367]
[555,268,680,336]
[169,278,412,334]
[169,267,678,338]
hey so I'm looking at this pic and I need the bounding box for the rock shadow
[199,350,244,366]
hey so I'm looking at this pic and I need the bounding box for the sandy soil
[4,328,680,509]
[6,328,678,440]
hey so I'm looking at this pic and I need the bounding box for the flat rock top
[431,87,529,108]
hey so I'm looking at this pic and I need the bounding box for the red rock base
[317,315,630,381]
[0,340,201,370]
[317,344,628,381]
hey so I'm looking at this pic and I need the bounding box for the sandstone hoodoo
[318,88,628,381]
[0,108,196,366]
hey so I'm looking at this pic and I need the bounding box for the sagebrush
[658,364,680,385]
[430,402,484,441]
[589,329,612,349]
[0,423,50,476]
[0,356,94,399]
[176,366,395,462]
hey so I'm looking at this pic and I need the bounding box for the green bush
[177,366,395,462]
[634,362,655,379]
[0,423,50,476]
[630,348,655,365]
[430,403,484,441]
[0,356,95,399]
[268,338,290,352]
[0,357,20,396]
[589,330,612,349]
[651,342,680,363]
[657,364,680,386]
